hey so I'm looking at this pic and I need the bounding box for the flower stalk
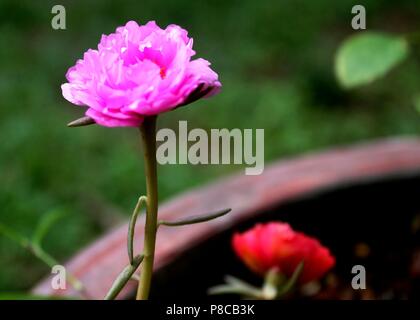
[136,116,159,300]
[104,254,144,300]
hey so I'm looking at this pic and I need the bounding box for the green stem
[158,208,231,227]
[127,195,147,265]
[136,116,158,300]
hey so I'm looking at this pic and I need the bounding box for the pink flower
[62,21,221,127]
[232,222,335,284]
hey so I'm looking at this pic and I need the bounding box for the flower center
[159,67,167,79]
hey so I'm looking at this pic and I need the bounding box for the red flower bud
[232,222,335,284]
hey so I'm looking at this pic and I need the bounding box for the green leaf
[104,254,144,300]
[127,196,147,265]
[158,208,231,227]
[335,32,409,89]
[277,261,304,297]
[32,209,66,246]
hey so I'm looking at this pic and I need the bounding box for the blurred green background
[1,0,420,291]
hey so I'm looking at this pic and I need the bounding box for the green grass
[1,0,420,291]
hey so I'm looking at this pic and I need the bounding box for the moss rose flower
[232,222,335,284]
[62,21,221,127]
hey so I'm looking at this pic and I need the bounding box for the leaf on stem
[127,196,147,265]
[104,254,144,300]
[277,261,304,297]
[67,116,95,127]
[158,208,231,227]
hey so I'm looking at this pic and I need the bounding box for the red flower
[232,222,335,284]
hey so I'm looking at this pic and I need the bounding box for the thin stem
[136,116,158,300]
[127,195,147,265]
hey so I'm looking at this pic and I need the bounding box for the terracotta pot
[32,138,420,299]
